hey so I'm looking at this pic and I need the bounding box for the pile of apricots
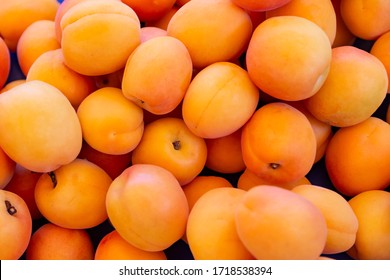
[0,0,389,261]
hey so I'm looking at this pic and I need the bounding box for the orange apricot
[16,20,61,76]
[95,230,167,260]
[0,189,32,260]
[370,30,390,93]
[246,16,332,101]
[330,0,356,47]
[121,36,192,115]
[0,37,11,89]
[167,0,253,69]
[291,184,358,254]
[340,0,390,41]
[182,61,259,139]
[77,87,144,155]
[34,158,112,229]
[0,146,15,189]
[60,0,141,76]
[140,26,167,42]
[235,185,327,259]
[347,190,390,260]
[3,164,42,220]
[93,68,124,89]
[121,0,176,22]
[105,164,189,251]
[325,117,390,197]
[26,49,96,109]
[0,79,25,94]
[231,0,292,11]
[144,4,179,30]
[131,117,207,186]
[266,0,337,44]
[205,129,246,174]
[241,102,317,185]
[0,80,82,173]
[305,46,388,127]
[0,0,59,51]
[26,222,94,260]
[187,187,254,260]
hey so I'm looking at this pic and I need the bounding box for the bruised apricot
[0,80,82,173]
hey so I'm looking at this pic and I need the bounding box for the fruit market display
[0,0,389,261]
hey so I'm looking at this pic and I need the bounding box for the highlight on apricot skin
[0,80,83,173]
[246,15,332,101]
[167,0,253,69]
[77,87,144,155]
[60,0,141,76]
[182,61,260,139]
[234,185,327,259]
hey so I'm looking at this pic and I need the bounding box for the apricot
[94,68,124,89]
[231,0,292,11]
[121,0,176,22]
[0,0,59,51]
[144,5,179,30]
[0,189,32,260]
[330,0,356,47]
[241,102,317,185]
[340,0,390,40]
[167,0,253,69]
[121,36,192,115]
[131,117,207,186]
[291,184,358,254]
[16,20,61,76]
[95,230,167,260]
[0,37,11,90]
[0,80,25,94]
[4,164,42,220]
[205,129,246,174]
[370,30,390,93]
[0,147,15,189]
[34,158,112,229]
[77,87,144,155]
[187,187,254,260]
[246,16,332,101]
[0,80,82,173]
[305,46,388,127]
[26,49,96,109]
[347,190,390,260]
[325,117,390,197]
[26,222,94,260]
[234,185,327,259]
[182,61,259,139]
[60,0,141,76]
[266,0,337,44]
[140,26,167,42]
[105,164,189,251]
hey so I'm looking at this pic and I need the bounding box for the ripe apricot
[0,189,32,260]
[122,36,192,115]
[0,80,82,173]
[167,0,253,69]
[95,230,167,260]
[60,0,141,76]
[16,20,61,76]
[0,80,25,94]
[340,0,390,40]
[106,164,189,252]
[246,16,332,101]
[3,164,42,220]
[325,117,390,197]
[0,147,15,189]
[131,117,207,186]
[370,30,390,93]
[231,0,292,11]
[266,0,337,44]
[140,26,167,42]
[241,102,317,185]
[235,185,327,259]
[205,129,246,174]
[35,158,112,229]
[347,190,390,260]
[144,5,179,30]
[0,0,59,51]
[0,37,10,89]
[121,0,176,22]
[187,187,254,260]
[26,222,94,260]
[291,184,358,254]
[77,87,144,155]
[305,46,388,127]
[182,61,259,139]
[26,49,96,109]
[330,0,356,47]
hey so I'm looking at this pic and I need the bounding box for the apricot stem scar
[48,171,57,188]
[172,140,181,150]
[5,200,17,215]
[269,163,280,170]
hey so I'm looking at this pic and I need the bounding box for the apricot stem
[48,171,57,188]
[172,140,181,150]
[5,200,17,215]
[269,163,280,170]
